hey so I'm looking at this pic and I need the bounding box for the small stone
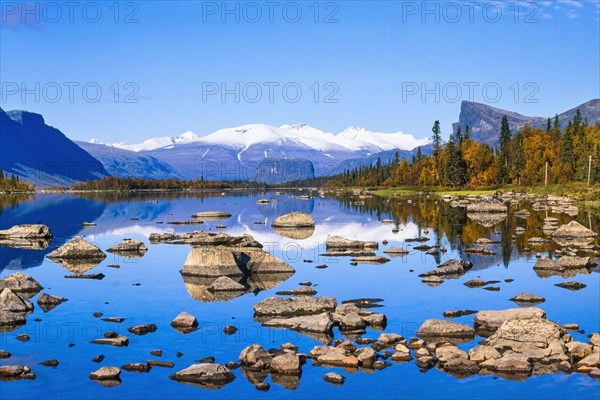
[150,350,163,357]
[92,355,105,363]
[323,372,345,385]
[255,382,270,391]
[39,359,59,367]
[223,325,238,334]
[16,334,30,342]
[89,366,121,380]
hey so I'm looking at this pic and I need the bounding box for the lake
[1,190,599,399]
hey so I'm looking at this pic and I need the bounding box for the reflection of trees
[331,193,600,264]
[0,194,33,219]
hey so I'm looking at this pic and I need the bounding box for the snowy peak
[98,131,202,152]
[91,124,430,154]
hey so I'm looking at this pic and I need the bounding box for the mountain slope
[76,141,183,179]
[453,99,600,146]
[0,108,109,188]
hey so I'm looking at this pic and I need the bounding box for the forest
[0,171,34,192]
[70,176,265,191]
[327,110,600,189]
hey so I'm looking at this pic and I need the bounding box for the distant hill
[0,108,108,188]
[76,141,182,180]
[453,99,600,147]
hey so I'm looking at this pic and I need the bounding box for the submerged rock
[554,281,587,291]
[323,372,345,385]
[551,221,597,239]
[262,312,334,333]
[350,256,390,264]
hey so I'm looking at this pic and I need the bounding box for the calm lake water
[1,190,599,400]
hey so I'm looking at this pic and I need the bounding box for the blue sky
[1,0,599,143]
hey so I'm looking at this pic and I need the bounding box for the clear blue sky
[1,0,599,143]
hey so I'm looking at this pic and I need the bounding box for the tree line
[0,171,34,192]
[70,176,265,191]
[327,110,600,188]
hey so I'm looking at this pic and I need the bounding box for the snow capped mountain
[95,124,430,154]
[95,131,202,152]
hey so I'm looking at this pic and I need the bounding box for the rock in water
[47,237,106,260]
[169,363,235,388]
[36,293,68,312]
[89,366,121,380]
[0,273,43,298]
[207,276,245,292]
[171,312,198,329]
[551,221,597,238]
[106,239,148,257]
[323,372,345,385]
[325,236,378,249]
[271,212,315,239]
[466,197,508,213]
[271,212,315,228]
[253,297,337,317]
[270,353,302,375]
[510,292,545,306]
[416,319,474,340]
[191,211,232,220]
[474,308,546,337]
[0,365,36,380]
[419,259,472,279]
[0,224,52,239]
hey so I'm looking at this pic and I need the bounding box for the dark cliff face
[453,99,600,147]
[0,108,109,187]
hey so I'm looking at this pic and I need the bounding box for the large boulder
[169,363,235,388]
[0,273,42,298]
[474,308,546,337]
[47,237,106,261]
[0,224,52,239]
[234,248,295,274]
[484,317,565,353]
[181,247,245,277]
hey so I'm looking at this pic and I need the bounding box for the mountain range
[2,99,598,187]
[454,99,600,146]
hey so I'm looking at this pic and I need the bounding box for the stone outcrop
[0,224,52,239]
[0,273,42,298]
[106,239,148,258]
[474,308,546,337]
[169,363,235,388]
[325,236,378,250]
[419,260,472,279]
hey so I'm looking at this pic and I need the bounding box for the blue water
[0,191,599,399]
